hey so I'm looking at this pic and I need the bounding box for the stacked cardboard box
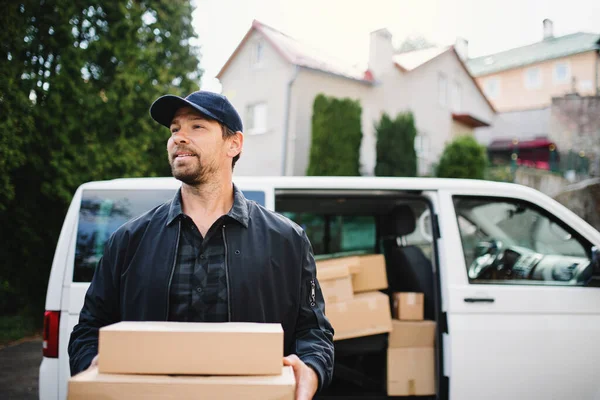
[387,292,436,397]
[316,254,392,341]
[68,322,295,399]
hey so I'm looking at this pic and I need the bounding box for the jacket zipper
[222,225,232,321]
[310,279,316,307]
[165,219,181,320]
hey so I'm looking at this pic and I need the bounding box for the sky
[191,0,600,92]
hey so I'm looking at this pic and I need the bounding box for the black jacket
[68,186,335,392]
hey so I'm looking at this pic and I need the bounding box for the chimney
[455,37,469,61]
[543,19,554,40]
[368,28,393,77]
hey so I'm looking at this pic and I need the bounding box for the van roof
[77,176,537,195]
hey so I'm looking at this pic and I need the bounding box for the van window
[74,189,176,282]
[453,196,593,285]
[282,213,376,256]
[74,188,268,282]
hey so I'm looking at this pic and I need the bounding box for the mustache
[170,147,198,158]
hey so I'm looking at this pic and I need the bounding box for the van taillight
[43,311,60,358]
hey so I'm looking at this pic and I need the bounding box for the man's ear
[227,131,244,158]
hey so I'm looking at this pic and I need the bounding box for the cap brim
[149,95,222,128]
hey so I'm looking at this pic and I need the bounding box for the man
[68,90,335,399]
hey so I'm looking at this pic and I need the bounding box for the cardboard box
[98,321,283,376]
[389,320,436,348]
[317,254,388,293]
[387,348,435,396]
[68,366,295,400]
[317,264,353,304]
[327,291,392,341]
[392,292,424,321]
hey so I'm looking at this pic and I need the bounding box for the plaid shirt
[166,187,246,323]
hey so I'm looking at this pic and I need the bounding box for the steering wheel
[468,240,504,279]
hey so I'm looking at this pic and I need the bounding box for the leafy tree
[0,1,201,321]
[436,135,488,179]
[397,35,436,53]
[374,111,417,177]
[306,94,362,176]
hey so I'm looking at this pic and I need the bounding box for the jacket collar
[166,183,249,228]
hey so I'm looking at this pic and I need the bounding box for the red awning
[488,138,555,151]
[452,113,490,128]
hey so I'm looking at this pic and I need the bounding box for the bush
[306,94,362,176]
[436,135,488,179]
[374,111,417,177]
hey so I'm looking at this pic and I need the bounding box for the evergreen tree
[0,0,201,320]
[374,111,417,177]
[306,94,362,176]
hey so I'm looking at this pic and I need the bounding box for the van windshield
[74,189,176,282]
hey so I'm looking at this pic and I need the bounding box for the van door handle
[464,297,495,303]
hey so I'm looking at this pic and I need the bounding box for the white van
[39,176,600,400]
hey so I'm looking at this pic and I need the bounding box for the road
[0,338,42,400]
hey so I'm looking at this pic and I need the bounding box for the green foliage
[436,135,488,179]
[0,315,38,345]
[374,111,417,177]
[0,1,201,322]
[306,94,363,176]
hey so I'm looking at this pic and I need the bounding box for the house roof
[394,46,496,113]
[393,46,451,71]
[467,32,600,77]
[217,20,494,112]
[216,20,373,83]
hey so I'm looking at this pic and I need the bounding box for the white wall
[219,30,294,176]
[395,51,495,175]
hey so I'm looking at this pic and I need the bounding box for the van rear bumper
[39,357,59,400]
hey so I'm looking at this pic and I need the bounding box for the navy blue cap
[150,90,243,132]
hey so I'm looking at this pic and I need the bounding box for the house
[467,19,600,112]
[216,20,495,177]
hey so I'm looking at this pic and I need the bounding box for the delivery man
[68,90,335,399]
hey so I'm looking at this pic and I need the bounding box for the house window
[483,77,500,99]
[524,67,542,89]
[438,73,447,107]
[415,134,428,157]
[450,81,461,112]
[252,40,264,67]
[246,102,268,134]
[554,62,571,84]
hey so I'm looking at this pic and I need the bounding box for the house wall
[475,107,551,146]
[219,30,294,176]
[288,69,373,176]
[475,51,599,112]
[397,51,495,175]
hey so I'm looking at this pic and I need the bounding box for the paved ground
[0,338,42,400]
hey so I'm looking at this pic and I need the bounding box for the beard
[169,150,217,186]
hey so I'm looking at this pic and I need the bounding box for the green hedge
[306,94,362,176]
[374,111,417,177]
[436,135,488,179]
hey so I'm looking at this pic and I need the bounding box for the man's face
[167,106,230,185]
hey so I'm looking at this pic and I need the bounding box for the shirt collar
[166,183,249,228]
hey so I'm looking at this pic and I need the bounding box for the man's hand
[283,354,319,400]
[88,355,99,370]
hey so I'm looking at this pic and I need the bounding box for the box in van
[316,264,354,304]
